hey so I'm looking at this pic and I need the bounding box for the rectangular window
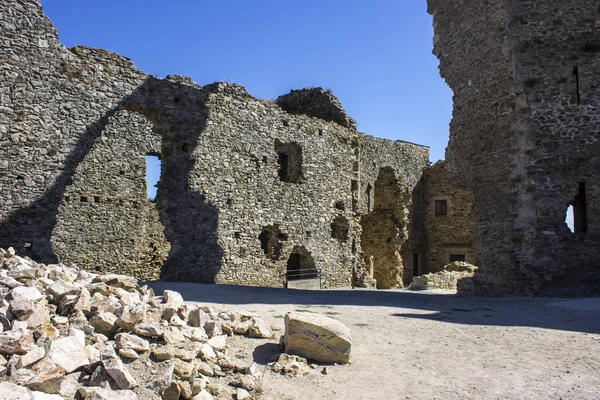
[435,199,448,216]
[573,66,581,105]
[450,254,466,263]
[277,153,289,181]
[275,140,303,183]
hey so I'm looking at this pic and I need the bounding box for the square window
[435,199,448,216]
[450,254,466,263]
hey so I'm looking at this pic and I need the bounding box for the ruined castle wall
[51,111,169,280]
[174,89,361,287]
[167,92,429,287]
[428,0,521,294]
[1,0,430,287]
[508,1,600,295]
[420,161,476,273]
[0,0,152,263]
[358,139,429,288]
[429,0,600,294]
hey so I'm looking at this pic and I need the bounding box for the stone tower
[428,0,600,295]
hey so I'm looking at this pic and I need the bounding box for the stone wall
[0,0,430,288]
[428,0,600,295]
[421,161,476,273]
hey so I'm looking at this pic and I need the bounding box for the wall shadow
[146,281,600,335]
[0,76,223,283]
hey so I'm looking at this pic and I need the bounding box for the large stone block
[283,312,351,364]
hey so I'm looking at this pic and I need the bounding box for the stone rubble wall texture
[0,0,430,288]
[409,261,477,291]
[428,0,600,295]
[419,161,476,273]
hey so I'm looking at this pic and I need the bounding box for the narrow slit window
[366,183,373,213]
[413,254,420,277]
[565,205,575,232]
[573,66,581,105]
[145,154,161,202]
[569,182,587,233]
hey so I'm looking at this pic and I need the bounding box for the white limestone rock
[248,317,272,338]
[101,349,137,389]
[88,388,139,400]
[188,308,209,328]
[115,333,150,352]
[90,312,118,335]
[48,336,89,373]
[192,390,214,400]
[0,381,35,399]
[9,286,43,302]
[133,322,164,338]
[284,312,352,364]
[198,343,217,360]
[17,345,46,368]
[207,334,227,351]
[31,392,63,400]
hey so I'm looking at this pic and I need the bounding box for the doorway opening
[286,246,317,281]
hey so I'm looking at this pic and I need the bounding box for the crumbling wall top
[69,46,137,69]
[275,87,356,129]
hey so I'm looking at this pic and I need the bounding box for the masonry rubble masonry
[409,261,478,291]
[0,0,434,292]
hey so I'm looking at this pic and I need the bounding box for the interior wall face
[428,0,600,295]
[0,0,430,287]
[51,111,169,281]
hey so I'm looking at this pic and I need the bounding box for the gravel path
[148,282,600,400]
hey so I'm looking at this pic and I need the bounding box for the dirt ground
[148,282,600,400]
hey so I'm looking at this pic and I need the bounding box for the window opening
[277,153,289,181]
[450,254,466,263]
[413,254,419,277]
[366,183,373,213]
[565,205,575,232]
[274,140,303,183]
[568,182,587,233]
[258,225,285,259]
[573,66,581,105]
[331,216,350,242]
[145,154,161,202]
[435,199,448,216]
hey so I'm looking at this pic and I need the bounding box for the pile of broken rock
[409,261,478,291]
[0,247,274,400]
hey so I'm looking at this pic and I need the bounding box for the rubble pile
[409,261,478,291]
[0,248,276,400]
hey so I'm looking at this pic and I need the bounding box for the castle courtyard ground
[147,282,600,400]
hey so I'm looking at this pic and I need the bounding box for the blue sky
[42,0,452,157]
[42,0,453,199]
